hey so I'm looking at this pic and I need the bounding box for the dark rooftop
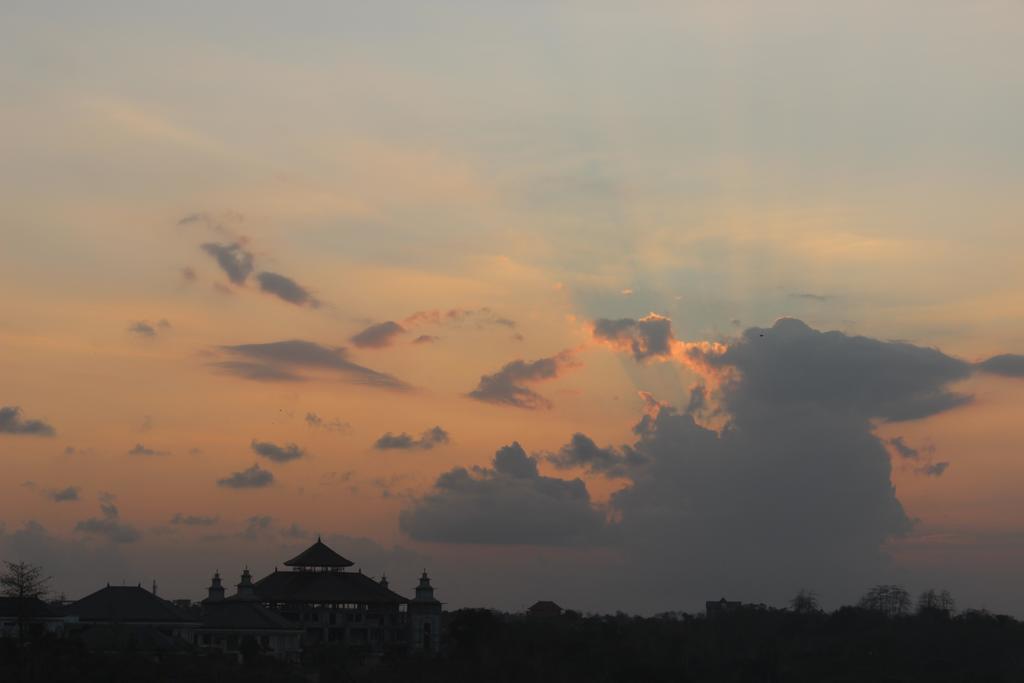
[68,585,197,624]
[283,537,355,568]
[254,569,407,604]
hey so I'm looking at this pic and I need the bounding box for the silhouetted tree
[858,584,911,617]
[790,589,820,613]
[1,560,50,642]
[918,589,955,615]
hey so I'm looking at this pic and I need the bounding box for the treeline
[363,601,1023,683]
[4,588,1024,682]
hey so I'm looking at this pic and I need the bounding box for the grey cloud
[177,210,244,234]
[98,493,118,519]
[128,443,169,457]
[887,436,920,460]
[399,442,605,545]
[698,318,975,423]
[546,433,643,478]
[256,271,320,308]
[72,518,140,543]
[593,314,675,361]
[374,426,449,451]
[74,496,140,543]
[201,242,254,285]
[216,339,409,389]
[251,439,306,463]
[413,335,438,344]
[351,321,406,349]
[918,461,950,477]
[305,412,350,432]
[170,513,218,526]
[128,321,157,337]
[579,316,984,609]
[977,354,1024,378]
[467,351,576,410]
[181,266,197,282]
[0,406,56,436]
[217,464,274,489]
[48,486,80,502]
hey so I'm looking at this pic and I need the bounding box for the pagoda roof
[254,569,407,605]
[283,538,354,568]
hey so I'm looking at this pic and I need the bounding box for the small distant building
[527,601,563,618]
[0,597,70,639]
[705,597,742,618]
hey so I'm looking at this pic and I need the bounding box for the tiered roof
[283,537,354,568]
[254,569,407,604]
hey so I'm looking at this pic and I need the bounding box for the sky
[2,1,1024,615]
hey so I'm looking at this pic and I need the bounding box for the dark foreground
[4,606,1024,682]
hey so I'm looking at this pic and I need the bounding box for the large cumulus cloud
[695,318,974,422]
[402,317,1007,611]
[399,443,605,545]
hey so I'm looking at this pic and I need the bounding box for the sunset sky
[2,1,1023,615]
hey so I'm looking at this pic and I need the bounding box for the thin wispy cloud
[213,339,410,389]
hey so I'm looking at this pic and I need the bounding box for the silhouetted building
[409,570,442,653]
[65,584,198,653]
[205,537,443,654]
[705,598,743,617]
[527,600,563,618]
[192,569,302,661]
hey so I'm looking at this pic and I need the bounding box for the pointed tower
[236,567,256,600]
[409,569,442,653]
[206,571,225,602]
[414,570,436,602]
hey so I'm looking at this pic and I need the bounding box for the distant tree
[790,589,820,614]
[858,584,911,618]
[917,589,955,615]
[1,560,51,642]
